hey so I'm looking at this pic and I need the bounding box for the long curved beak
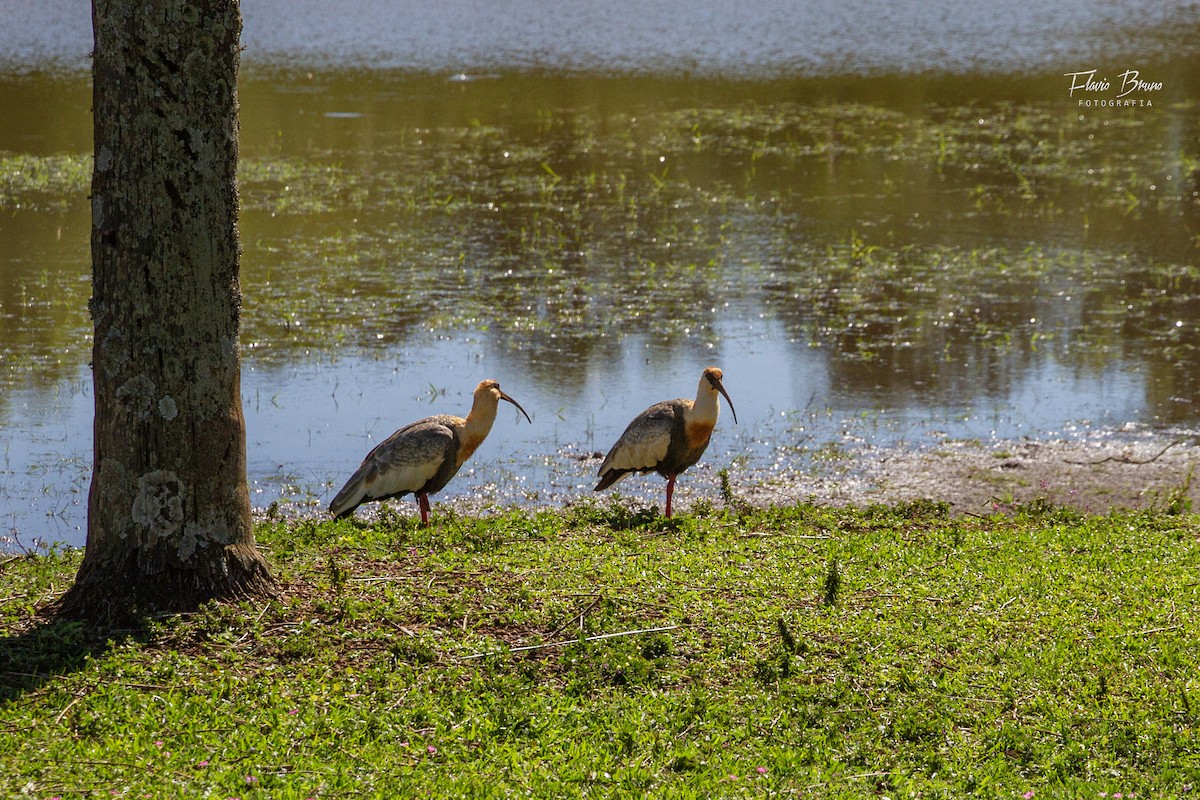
[713,378,737,425]
[500,391,532,424]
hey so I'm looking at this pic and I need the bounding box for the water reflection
[2,4,1200,548]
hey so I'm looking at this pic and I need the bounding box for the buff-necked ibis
[329,379,531,525]
[594,367,736,517]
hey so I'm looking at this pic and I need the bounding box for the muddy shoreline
[276,431,1200,527]
[744,433,1200,516]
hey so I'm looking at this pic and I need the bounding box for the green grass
[3,500,1199,798]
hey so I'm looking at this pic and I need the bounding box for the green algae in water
[2,84,1198,404]
[0,152,90,211]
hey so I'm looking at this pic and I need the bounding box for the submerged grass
[0,152,90,211]
[3,501,1198,797]
[8,97,1198,380]
[229,95,1200,376]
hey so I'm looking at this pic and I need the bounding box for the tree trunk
[56,0,275,619]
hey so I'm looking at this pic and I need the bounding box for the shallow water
[1,2,1199,549]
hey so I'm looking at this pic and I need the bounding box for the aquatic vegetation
[225,90,1200,383]
[0,152,89,210]
[237,156,367,214]
[4,86,1197,386]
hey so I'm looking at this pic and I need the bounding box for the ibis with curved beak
[329,379,532,525]
[594,367,736,517]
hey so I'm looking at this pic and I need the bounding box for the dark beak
[710,375,737,424]
[500,391,532,424]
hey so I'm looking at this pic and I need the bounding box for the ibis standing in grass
[594,367,737,517]
[329,379,532,525]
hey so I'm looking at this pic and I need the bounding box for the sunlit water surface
[1,1,1199,548]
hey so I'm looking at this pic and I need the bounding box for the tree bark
[56,0,275,619]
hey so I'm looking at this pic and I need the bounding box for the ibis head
[700,367,737,425]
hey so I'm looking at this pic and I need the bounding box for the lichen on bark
[130,470,185,541]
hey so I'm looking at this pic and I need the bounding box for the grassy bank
[2,500,1199,798]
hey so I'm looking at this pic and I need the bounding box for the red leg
[416,492,430,526]
[665,474,676,518]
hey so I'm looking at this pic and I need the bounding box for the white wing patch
[362,417,458,498]
[598,403,675,475]
[365,456,443,499]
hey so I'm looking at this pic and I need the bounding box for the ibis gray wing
[363,416,459,497]
[597,401,679,477]
[329,415,460,517]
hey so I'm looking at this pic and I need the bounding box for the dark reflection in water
[2,2,1200,548]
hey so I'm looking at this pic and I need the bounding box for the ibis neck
[464,400,499,439]
[690,386,721,427]
[456,400,498,467]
